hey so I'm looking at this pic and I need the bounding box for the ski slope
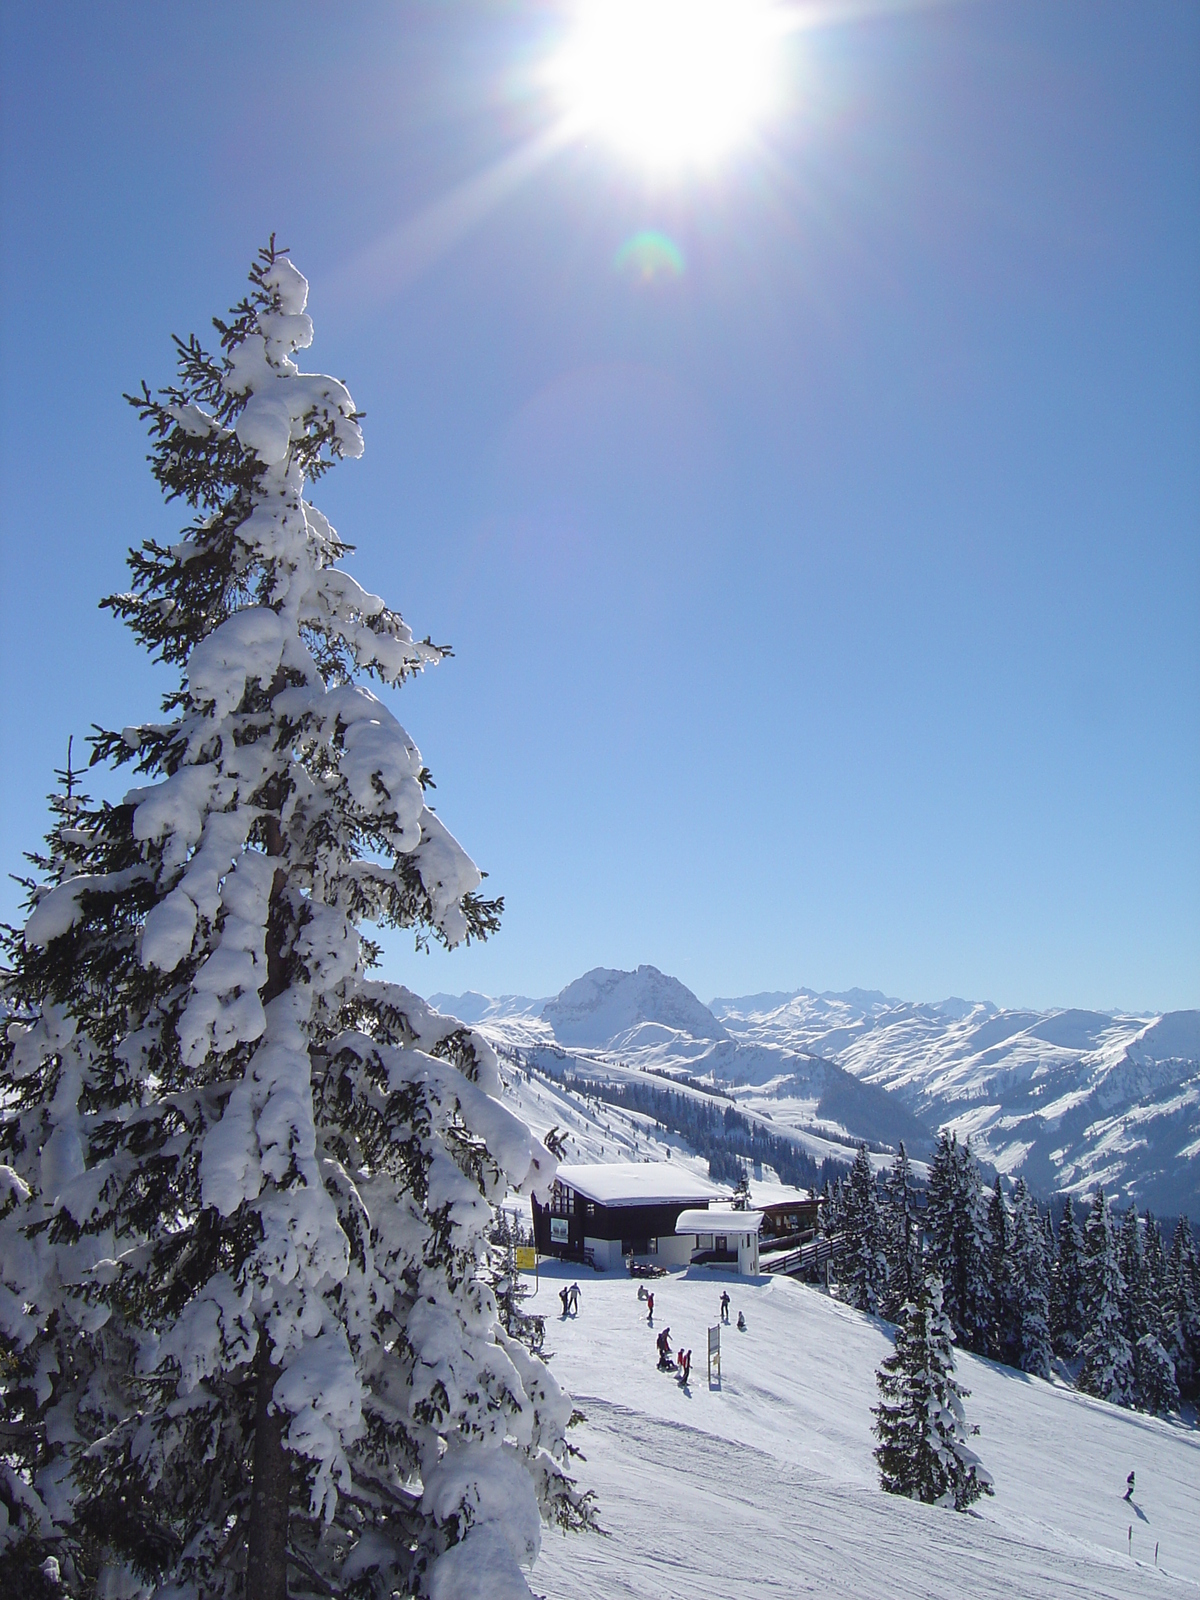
[529,1264,1199,1599]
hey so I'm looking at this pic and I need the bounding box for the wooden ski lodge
[532,1161,726,1270]
[532,1161,821,1275]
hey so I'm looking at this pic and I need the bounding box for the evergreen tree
[1050,1196,1084,1358]
[1077,1190,1135,1407]
[1115,1207,1179,1414]
[0,245,591,1600]
[1117,1205,1146,1350]
[986,1183,1019,1367]
[837,1145,887,1314]
[923,1132,991,1353]
[880,1142,920,1322]
[1141,1212,1168,1325]
[872,1270,994,1511]
[1009,1180,1052,1380]
[1165,1218,1200,1403]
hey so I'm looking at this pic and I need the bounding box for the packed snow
[530,1262,1199,1599]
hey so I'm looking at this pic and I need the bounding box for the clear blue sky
[1,1,1197,1013]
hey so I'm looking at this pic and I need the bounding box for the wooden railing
[762,1234,846,1277]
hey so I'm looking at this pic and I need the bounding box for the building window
[699,1233,714,1251]
[549,1181,572,1217]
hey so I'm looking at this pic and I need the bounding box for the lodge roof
[748,1180,816,1211]
[554,1161,728,1209]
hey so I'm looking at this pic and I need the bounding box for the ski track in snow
[529,1266,1198,1599]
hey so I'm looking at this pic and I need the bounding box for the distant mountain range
[431,967,1200,1219]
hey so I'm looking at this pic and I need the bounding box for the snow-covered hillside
[531,1264,1198,1599]
[433,968,935,1168]
[432,971,1200,1216]
[714,991,1200,1217]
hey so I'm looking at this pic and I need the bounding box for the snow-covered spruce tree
[880,1143,920,1323]
[837,1145,887,1314]
[1117,1205,1146,1352]
[1,244,592,1600]
[1114,1206,1178,1413]
[0,753,150,1597]
[1077,1189,1135,1408]
[923,1133,990,1354]
[1008,1180,1051,1380]
[872,1270,993,1512]
[1165,1218,1200,1403]
[984,1183,1018,1367]
[1050,1196,1084,1359]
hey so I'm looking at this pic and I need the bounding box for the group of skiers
[638,1287,753,1385]
[654,1326,692,1383]
[558,1282,581,1317]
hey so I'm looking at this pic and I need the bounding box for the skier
[682,1349,692,1385]
[646,1291,654,1323]
[656,1328,673,1370]
[1124,1471,1135,1501]
[737,1310,747,1332]
[720,1290,730,1323]
[568,1282,581,1315]
[559,1286,570,1318]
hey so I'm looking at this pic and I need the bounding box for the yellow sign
[515,1247,538,1271]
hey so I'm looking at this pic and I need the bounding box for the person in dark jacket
[559,1286,570,1317]
[720,1291,730,1323]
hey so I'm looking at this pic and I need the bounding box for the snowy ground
[528,1263,1199,1599]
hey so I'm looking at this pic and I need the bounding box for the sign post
[515,1245,539,1294]
[708,1324,721,1389]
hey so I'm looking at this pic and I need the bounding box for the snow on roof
[675,1208,764,1235]
[555,1162,727,1208]
[749,1180,816,1210]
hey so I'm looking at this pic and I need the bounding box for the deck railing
[761,1233,845,1277]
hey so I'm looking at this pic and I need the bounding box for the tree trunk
[246,810,292,1597]
[245,1334,290,1600]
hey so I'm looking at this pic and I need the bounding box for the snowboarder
[720,1291,730,1323]
[559,1286,570,1317]
[656,1328,673,1370]
[568,1282,581,1314]
[737,1310,747,1331]
[646,1292,654,1323]
[637,1283,648,1302]
[1124,1471,1135,1501]
[682,1349,692,1385]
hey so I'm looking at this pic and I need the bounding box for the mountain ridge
[430,967,1200,1216]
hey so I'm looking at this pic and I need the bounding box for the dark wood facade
[532,1178,700,1261]
[759,1194,821,1249]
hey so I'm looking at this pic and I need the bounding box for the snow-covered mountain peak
[542,965,729,1049]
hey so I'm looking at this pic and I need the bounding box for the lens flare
[614,230,686,284]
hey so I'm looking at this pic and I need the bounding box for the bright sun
[553,0,781,171]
